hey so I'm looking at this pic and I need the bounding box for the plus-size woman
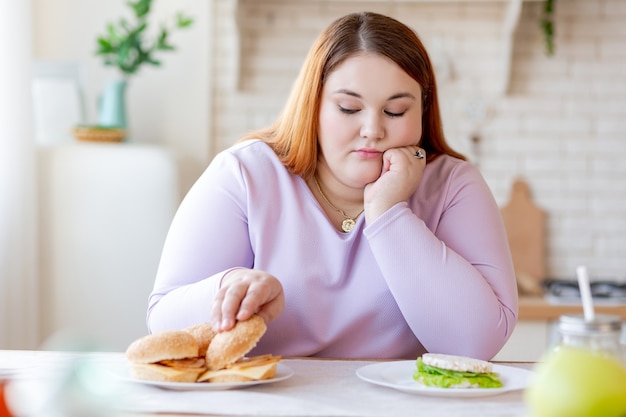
[147,11,518,360]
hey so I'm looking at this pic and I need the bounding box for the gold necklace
[313,176,364,233]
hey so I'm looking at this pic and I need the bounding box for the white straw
[576,265,595,322]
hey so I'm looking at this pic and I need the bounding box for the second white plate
[356,360,532,398]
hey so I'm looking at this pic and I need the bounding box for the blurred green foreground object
[525,346,626,417]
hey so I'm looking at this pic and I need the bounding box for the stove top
[543,279,626,305]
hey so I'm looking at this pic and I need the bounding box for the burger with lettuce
[414,353,503,388]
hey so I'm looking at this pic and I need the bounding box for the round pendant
[341,218,356,233]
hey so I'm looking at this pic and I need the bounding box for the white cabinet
[493,321,551,362]
[37,143,178,351]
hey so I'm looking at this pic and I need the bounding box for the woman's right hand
[211,268,284,332]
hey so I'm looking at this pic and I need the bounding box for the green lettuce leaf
[413,357,503,388]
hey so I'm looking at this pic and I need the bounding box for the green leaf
[157,28,168,42]
[96,38,113,53]
[106,23,118,39]
[543,0,554,13]
[540,0,556,56]
[156,28,175,50]
[120,18,131,33]
[176,13,194,28]
[132,22,147,36]
[127,0,151,19]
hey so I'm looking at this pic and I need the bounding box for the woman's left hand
[364,145,426,223]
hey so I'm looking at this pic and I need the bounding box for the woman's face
[317,53,423,189]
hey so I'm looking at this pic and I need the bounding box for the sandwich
[125,315,280,383]
[413,353,503,388]
[125,330,206,382]
[198,314,281,383]
[183,321,217,357]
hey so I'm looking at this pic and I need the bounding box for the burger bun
[126,330,205,382]
[205,314,267,371]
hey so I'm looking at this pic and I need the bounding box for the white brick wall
[210,0,626,281]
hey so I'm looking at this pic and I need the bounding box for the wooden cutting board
[500,178,546,295]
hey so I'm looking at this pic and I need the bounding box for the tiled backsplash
[209,0,626,280]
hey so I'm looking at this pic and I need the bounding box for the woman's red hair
[241,11,465,179]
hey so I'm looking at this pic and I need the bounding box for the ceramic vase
[98,78,128,135]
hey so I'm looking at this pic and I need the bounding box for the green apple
[525,346,626,417]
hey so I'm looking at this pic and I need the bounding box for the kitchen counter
[519,296,626,321]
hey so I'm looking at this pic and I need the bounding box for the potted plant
[89,0,193,139]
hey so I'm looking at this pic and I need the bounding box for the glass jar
[525,314,626,417]
[556,314,625,363]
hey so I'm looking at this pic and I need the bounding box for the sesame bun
[206,315,267,370]
[421,353,493,374]
[126,330,200,363]
[183,322,217,356]
[126,330,205,382]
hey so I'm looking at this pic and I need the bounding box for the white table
[0,350,535,417]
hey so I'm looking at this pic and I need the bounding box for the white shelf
[226,0,529,95]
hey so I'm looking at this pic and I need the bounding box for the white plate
[356,360,532,398]
[120,363,294,391]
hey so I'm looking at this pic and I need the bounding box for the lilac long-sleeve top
[147,140,518,360]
